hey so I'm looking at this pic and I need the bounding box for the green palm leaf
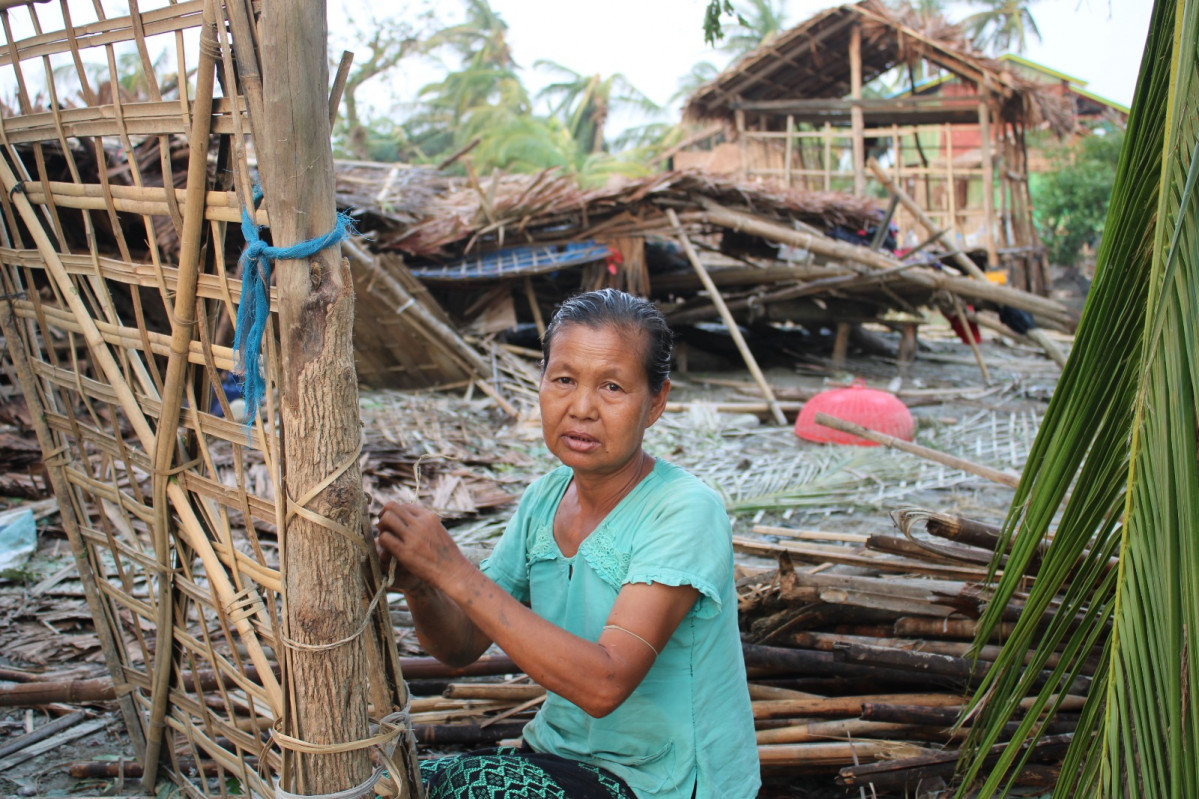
[956,0,1199,795]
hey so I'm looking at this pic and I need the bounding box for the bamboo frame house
[681,0,1075,295]
[0,1,422,796]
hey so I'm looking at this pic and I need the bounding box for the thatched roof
[685,0,1073,133]
[363,168,880,261]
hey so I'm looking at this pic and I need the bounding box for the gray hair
[541,289,673,393]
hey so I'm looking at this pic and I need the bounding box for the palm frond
[956,0,1199,795]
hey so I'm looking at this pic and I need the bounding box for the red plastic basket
[794,380,914,446]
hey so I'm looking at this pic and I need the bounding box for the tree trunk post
[259,0,373,792]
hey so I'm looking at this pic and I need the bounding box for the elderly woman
[377,289,759,799]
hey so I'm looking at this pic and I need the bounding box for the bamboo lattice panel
[0,2,412,796]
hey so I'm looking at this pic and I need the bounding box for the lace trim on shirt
[578,525,631,590]
[528,522,559,564]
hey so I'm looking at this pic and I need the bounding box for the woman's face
[539,322,669,480]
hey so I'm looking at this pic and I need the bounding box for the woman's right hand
[376,502,468,593]
[375,532,426,593]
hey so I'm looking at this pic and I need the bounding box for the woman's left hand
[376,502,469,590]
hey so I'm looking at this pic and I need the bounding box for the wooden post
[849,23,865,196]
[831,322,852,368]
[944,123,957,247]
[823,123,833,191]
[666,209,788,426]
[784,114,794,188]
[258,0,376,793]
[735,107,748,181]
[896,323,918,378]
[978,100,998,269]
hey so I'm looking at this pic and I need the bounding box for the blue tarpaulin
[409,241,612,282]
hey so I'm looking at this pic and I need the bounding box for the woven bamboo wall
[0,2,413,796]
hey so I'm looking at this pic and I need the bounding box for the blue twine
[233,186,359,421]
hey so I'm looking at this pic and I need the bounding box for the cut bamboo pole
[812,412,1020,488]
[978,100,998,268]
[442,684,546,702]
[949,293,991,384]
[759,740,931,768]
[665,208,787,426]
[756,718,910,745]
[142,4,220,787]
[257,1,384,793]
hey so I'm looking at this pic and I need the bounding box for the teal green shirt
[481,459,760,799]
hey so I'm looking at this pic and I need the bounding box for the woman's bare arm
[377,502,698,717]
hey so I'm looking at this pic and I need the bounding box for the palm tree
[534,60,661,154]
[671,60,721,105]
[428,0,516,70]
[718,0,789,59]
[962,0,1042,54]
[955,0,1199,796]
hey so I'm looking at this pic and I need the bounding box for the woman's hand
[376,502,468,593]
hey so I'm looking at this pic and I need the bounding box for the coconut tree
[954,0,1198,796]
[718,0,790,58]
[962,0,1042,54]
[534,60,661,155]
[672,60,721,105]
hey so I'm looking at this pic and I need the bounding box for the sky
[328,0,1154,135]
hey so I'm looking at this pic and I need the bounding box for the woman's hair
[542,288,673,393]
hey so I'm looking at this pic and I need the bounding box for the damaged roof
[684,0,1073,133]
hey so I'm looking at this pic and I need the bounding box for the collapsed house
[678,0,1078,296]
[334,160,1075,404]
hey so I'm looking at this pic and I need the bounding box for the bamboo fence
[0,2,418,797]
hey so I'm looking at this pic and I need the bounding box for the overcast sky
[329,0,1153,133]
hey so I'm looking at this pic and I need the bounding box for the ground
[0,318,1069,798]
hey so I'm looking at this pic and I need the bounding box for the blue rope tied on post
[233,187,359,421]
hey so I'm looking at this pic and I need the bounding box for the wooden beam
[666,209,787,426]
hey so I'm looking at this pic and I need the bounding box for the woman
[377,289,760,799]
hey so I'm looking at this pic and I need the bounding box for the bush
[1033,123,1124,267]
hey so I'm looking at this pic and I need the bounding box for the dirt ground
[0,318,1069,798]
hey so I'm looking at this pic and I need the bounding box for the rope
[233,185,359,421]
[271,706,414,799]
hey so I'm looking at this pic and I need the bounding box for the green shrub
[1033,123,1124,266]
